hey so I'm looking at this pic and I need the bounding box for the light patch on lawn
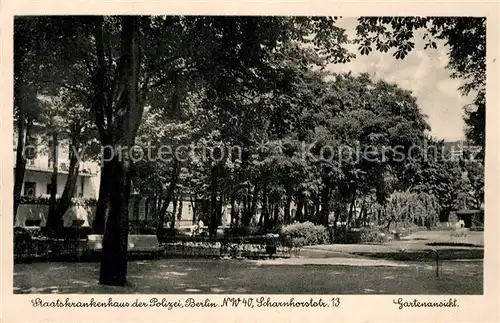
[248,258,410,267]
[210,287,225,293]
[164,271,188,276]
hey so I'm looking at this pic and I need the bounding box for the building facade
[14,135,101,227]
[14,136,100,200]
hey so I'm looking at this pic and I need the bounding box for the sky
[327,17,472,142]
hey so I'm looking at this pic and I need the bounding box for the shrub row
[332,226,393,244]
[280,222,329,247]
[159,234,276,246]
[14,226,92,241]
[223,225,281,237]
[470,225,484,232]
[18,196,98,206]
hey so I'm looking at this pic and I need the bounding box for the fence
[163,240,299,259]
[14,233,301,262]
[14,238,88,262]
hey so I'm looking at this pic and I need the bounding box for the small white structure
[455,220,466,229]
[61,204,95,227]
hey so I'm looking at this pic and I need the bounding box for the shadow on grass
[14,257,483,295]
[354,248,484,261]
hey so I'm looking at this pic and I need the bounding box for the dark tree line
[14,16,485,286]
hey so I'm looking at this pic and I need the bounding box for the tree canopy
[14,15,485,286]
[355,17,486,154]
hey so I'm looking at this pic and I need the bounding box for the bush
[280,222,329,247]
[157,228,178,243]
[359,227,389,243]
[23,226,45,239]
[52,226,92,240]
[14,227,32,242]
[334,227,390,244]
[224,224,281,237]
[130,224,157,235]
[223,226,257,237]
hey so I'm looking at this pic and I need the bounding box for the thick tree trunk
[13,39,30,224]
[230,193,237,225]
[46,134,59,230]
[170,196,178,230]
[262,183,270,230]
[99,16,142,286]
[438,207,451,223]
[386,220,392,231]
[156,197,169,232]
[156,159,180,232]
[243,184,260,226]
[296,194,304,222]
[347,186,357,229]
[333,204,341,231]
[359,199,367,226]
[304,198,310,221]
[99,156,132,286]
[93,156,114,233]
[217,194,224,226]
[242,192,249,221]
[92,14,112,234]
[13,115,31,224]
[177,197,183,223]
[53,144,80,223]
[273,203,280,225]
[234,204,240,226]
[284,193,292,225]
[320,182,331,227]
[190,195,197,224]
[209,165,218,237]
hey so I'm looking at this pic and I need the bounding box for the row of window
[25,157,63,168]
[24,219,85,227]
[23,141,70,168]
[23,181,84,197]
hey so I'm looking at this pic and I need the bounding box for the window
[46,183,52,195]
[25,137,37,162]
[59,162,69,172]
[25,146,36,159]
[72,220,85,227]
[80,177,84,197]
[25,220,41,227]
[24,182,36,197]
[48,146,57,168]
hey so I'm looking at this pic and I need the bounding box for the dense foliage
[280,222,330,247]
[355,17,486,156]
[14,16,485,285]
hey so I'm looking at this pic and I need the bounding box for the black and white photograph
[7,11,494,306]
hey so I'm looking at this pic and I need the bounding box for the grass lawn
[302,230,484,260]
[14,258,483,294]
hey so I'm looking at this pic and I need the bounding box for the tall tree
[355,17,486,154]
[17,15,360,285]
[13,17,45,222]
[38,90,98,230]
[97,16,143,286]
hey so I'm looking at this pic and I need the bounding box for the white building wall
[14,135,101,199]
[15,204,96,227]
[21,171,98,199]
